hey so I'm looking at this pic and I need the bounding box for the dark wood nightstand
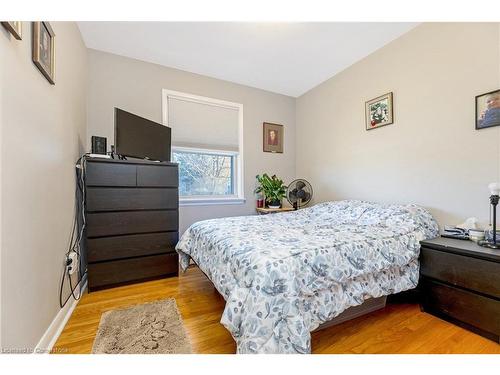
[419,237,500,343]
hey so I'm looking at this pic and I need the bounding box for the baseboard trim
[34,275,87,354]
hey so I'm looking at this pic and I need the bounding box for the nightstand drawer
[420,247,500,298]
[420,279,500,341]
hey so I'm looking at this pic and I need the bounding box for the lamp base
[478,240,500,249]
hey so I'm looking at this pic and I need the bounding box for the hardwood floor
[54,266,500,354]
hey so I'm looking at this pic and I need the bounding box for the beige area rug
[91,299,192,354]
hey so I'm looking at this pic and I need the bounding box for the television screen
[115,108,171,162]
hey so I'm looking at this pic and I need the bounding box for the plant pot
[268,200,281,209]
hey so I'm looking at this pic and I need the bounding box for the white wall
[1,22,88,350]
[296,23,500,228]
[87,49,296,233]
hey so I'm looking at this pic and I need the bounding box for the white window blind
[167,96,239,151]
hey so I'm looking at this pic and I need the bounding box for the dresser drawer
[137,165,178,187]
[86,162,137,186]
[88,232,178,262]
[88,253,178,290]
[420,279,500,340]
[420,247,500,298]
[86,210,178,237]
[86,188,178,212]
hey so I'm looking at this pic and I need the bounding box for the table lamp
[480,182,500,249]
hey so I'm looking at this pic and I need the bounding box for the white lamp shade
[488,182,500,196]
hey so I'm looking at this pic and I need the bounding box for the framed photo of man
[32,21,55,84]
[263,122,283,153]
[476,89,500,130]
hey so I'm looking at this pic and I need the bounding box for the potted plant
[255,174,286,208]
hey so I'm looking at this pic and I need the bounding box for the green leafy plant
[255,173,286,206]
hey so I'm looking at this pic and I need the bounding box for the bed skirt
[314,296,387,331]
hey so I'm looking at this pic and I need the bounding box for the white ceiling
[78,22,418,97]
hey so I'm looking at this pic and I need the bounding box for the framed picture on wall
[32,21,55,85]
[1,21,22,40]
[476,89,500,130]
[365,92,393,130]
[263,122,283,153]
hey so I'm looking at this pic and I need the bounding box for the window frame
[172,146,242,205]
[162,89,245,206]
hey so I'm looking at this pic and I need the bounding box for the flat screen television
[115,108,171,162]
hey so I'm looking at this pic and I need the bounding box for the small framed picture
[32,21,55,85]
[263,122,283,153]
[365,92,393,130]
[1,21,22,40]
[475,89,500,130]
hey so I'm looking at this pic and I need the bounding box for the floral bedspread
[176,200,438,354]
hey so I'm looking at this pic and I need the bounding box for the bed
[176,200,439,354]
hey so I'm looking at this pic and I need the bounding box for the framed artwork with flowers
[365,92,393,130]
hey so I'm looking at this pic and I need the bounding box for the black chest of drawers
[419,237,500,343]
[84,157,179,291]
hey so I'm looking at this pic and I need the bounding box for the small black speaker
[91,136,107,155]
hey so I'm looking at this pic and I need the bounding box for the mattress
[176,200,438,353]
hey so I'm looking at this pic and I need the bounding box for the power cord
[59,153,89,308]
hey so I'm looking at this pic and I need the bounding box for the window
[162,90,244,205]
[172,148,236,196]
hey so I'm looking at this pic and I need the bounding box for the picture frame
[32,21,55,85]
[365,92,393,130]
[1,21,22,40]
[263,122,284,153]
[475,89,500,130]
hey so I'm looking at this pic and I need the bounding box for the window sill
[179,197,246,206]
